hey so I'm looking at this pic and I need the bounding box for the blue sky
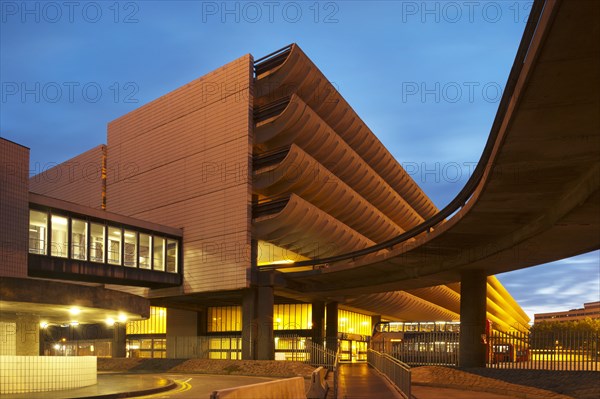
[2,1,598,321]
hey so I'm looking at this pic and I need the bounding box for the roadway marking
[135,378,192,398]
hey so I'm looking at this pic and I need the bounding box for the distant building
[534,301,600,323]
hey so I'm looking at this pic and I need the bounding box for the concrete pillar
[311,301,325,345]
[459,270,487,368]
[166,308,198,358]
[15,314,39,356]
[326,302,338,352]
[241,285,274,360]
[242,288,256,360]
[197,308,208,336]
[371,315,381,333]
[112,323,126,358]
[256,285,274,360]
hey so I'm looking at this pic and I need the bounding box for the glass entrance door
[340,340,352,362]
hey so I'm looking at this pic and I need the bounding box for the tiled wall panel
[29,145,105,209]
[107,55,253,294]
[0,356,96,394]
[0,139,29,277]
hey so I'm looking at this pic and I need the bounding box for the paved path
[337,363,403,399]
[412,385,516,398]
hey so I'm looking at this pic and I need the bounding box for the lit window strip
[28,208,180,273]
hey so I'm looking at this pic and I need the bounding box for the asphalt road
[135,374,277,399]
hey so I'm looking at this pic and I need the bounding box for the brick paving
[412,366,600,399]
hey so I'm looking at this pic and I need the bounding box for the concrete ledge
[210,376,306,399]
[306,367,328,399]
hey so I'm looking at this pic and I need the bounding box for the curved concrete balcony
[345,291,459,322]
[254,144,405,243]
[255,44,438,220]
[255,94,424,231]
[405,285,461,314]
[254,194,376,259]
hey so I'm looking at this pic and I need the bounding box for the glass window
[29,210,48,255]
[153,236,165,271]
[126,307,166,335]
[124,230,137,267]
[338,309,371,336]
[166,239,178,273]
[71,219,88,260]
[108,227,122,265]
[51,215,68,258]
[139,233,151,269]
[90,223,105,263]
[207,307,242,332]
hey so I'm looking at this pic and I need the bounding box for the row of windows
[139,306,374,335]
[208,304,313,332]
[29,209,179,273]
[126,307,167,335]
[208,306,242,332]
[338,309,371,336]
[126,338,166,358]
[378,321,461,333]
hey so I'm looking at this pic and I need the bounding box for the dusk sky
[2,1,598,321]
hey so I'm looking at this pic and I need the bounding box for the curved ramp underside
[280,0,600,296]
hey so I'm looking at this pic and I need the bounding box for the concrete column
[256,285,274,360]
[197,308,208,336]
[459,270,487,368]
[241,284,274,360]
[311,301,325,345]
[242,288,256,360]
[15,314,39,356]
[166,308,198,358]
[326,302,338,352]
[112,323,126,358]
[371,315,381,332]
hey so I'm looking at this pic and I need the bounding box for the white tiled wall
[0,356,97,394]
[0,323,17,356]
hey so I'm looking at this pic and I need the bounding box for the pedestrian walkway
[2,373,175,399]
[412,385,516,399]
[337,363,403,399]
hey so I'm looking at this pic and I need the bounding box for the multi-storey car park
[0,44,530,371]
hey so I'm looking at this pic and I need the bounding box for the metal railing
[254,44,293,77]
[167,335,242,359]
[253,196,290,219]
[303,339,337,370]
[254,96,291,122]
[488,328,600,371]
[257,0,551,272]
[332,348,340,399]
[367,349,411,399]
[253,145,291,170]
[389,331,460,366]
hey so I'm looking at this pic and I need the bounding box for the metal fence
[390,331,459,366]
[167,335,243,359]
[303,338,337,369]
[488,328,599,371]
[367,349,411,399]
[166,334,338,368]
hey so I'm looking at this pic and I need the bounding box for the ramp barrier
[306,366,329,399]
[209,376,306,399]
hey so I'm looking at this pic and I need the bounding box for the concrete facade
[107,55,254,296]
[0,40,540,364]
